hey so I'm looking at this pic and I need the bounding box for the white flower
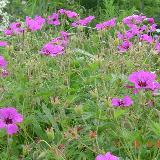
[0,0,10,31]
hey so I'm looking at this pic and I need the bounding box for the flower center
[118,100,124,106]
[138,80,147,87]
[5,118,13,125]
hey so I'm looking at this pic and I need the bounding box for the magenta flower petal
[117,41,132,52]
[0,41,8,47]
[96,152,119,160]
[96,154,106,160]
[3,29,13,36]
[47,13,60,26]
[0,120,5,128]
[122,96,133,106]
[112,98,120,106]
[0,56,7,69]
[6,124,18,135]
[105,152,119,160]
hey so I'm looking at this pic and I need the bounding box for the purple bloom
[96,18,116,30]
[117,40,132,52]
[96,152,119,160]
[26,16,45,31]
[65,10,79,19]
[60,31,69,42]
[40,31,69,57]
[0,107,23,135]
[0,41,8,47]
[40,43,64,56]
[112,96,133,107]
[149,24,157,32]
[140,34,154,43]
[122,15,146,27]
[58,9,79,18]
[72,16,95,27]
[10,22,21,30]
[58,9,66,14]
[147,18,154,24]
[3,22,24,36]
[47,13,60,26]
[128,70,157,90]
[0,55,7,69]
[3,29,13,36]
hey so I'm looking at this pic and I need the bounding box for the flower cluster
[117,15,159,52]
[112,71,160,108]
[122,15,146,28]
[40,31,69,57]
[4,22,24,35]
[0,107,23,135]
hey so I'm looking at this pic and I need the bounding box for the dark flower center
[5,118,13,125]
[124,45,129,49]
[138,80,147,87]
[118,100,124,106]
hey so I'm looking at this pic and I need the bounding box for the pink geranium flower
[58,9,79,18]
[96,18,116,30]
[117,41,132,52]
[122,15,146,27]
[0,55,7,69]
[3,22,24,36]
[71,16,95,27]
[112,96,133,107]
[149,24,157,32]
[96,152,119,160]
[0,41,8,47]
[58,9,66,14]
[147,18,154,24]
[40,31,69,57]
[128,70,157,90]
[0,107,23,135]
[65,10,79,18]
[25,16,45,31]
[60,31,69,42]
[40,43,64,56]
[140,34,154,43]
[47,13,60,26]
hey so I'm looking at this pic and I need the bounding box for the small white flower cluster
[0,0,10,31]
